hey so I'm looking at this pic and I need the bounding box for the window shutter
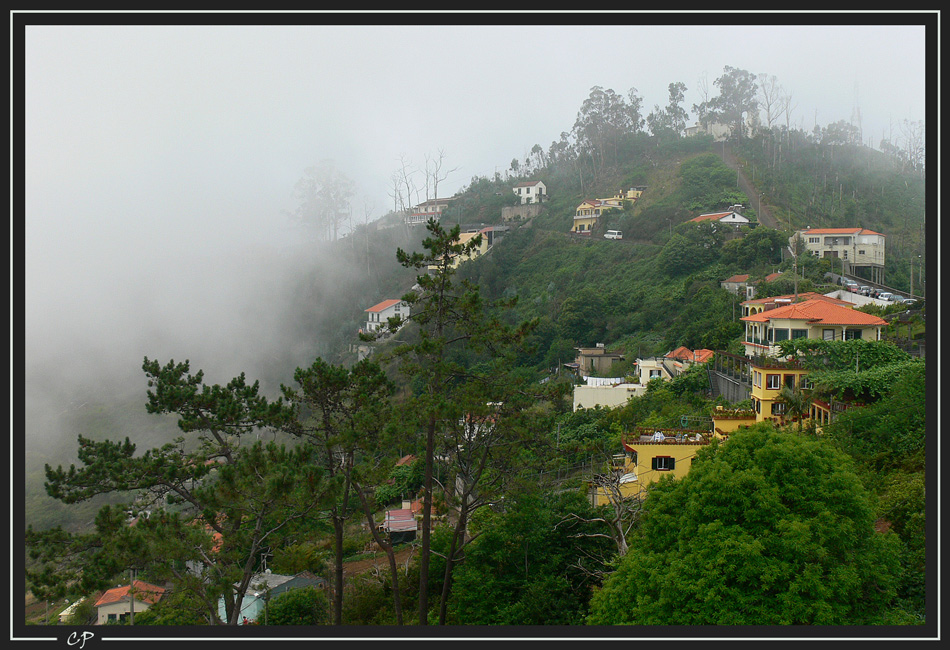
[669,457,675,470]
[651,457,658,470]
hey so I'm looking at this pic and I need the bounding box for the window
[649,369,661,379]
[652,456,675,471]
[859,249,866,255]
[823,329,836,341]
[771,402,786,415]
[808,237,819,243]
[108,614,117,622]
[773,328,789,342]
[766,374,781,390]
[791,328,808,339]
[845,329,863,340]
[784,374,796,389]
[801,375,813,390]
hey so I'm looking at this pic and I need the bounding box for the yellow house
[571,187,644,234]
[710,405,758,436]
[748,359,813,426]
[426,228,492,272]
[590,427,712,505]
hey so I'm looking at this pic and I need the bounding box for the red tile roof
[94,580,165,608]
[741,291,850,307]
[365,299,401,313]
[741,298,887,326]
[723,274,750,283]
[690,212,731,222]
[798,227,883,236]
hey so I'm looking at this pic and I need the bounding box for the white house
[573,379,645,411]
[94,580,165,625]
[363,299,409,334]
[512,180,547,204]
[791,227,886,283]
[689,205,751,229]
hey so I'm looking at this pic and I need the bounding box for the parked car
[877,292,894,302]
[604,230,623,240]
[859,285,871,295]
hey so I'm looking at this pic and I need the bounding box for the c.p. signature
[66,631,95,649]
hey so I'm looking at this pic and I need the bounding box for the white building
[791,227,886,283]
[512,180,547,204]
[363,299,409,334]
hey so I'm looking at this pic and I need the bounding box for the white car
[877,292,894,302]
[604,230,623,240]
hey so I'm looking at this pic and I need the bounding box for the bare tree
[757,73,783,130]
[425,149,458,207]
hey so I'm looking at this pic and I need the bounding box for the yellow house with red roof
[571,188,644,234]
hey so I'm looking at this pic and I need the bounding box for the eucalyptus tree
[30,358,332,625]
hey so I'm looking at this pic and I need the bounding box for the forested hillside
[25,77,929,630]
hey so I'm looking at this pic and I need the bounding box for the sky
[18,15,932,437]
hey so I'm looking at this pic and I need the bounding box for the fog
[19,17,930,511]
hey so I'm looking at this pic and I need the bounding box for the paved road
[717,142,779,229]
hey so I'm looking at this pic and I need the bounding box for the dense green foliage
[264,586,330,626]
[446,489,614,625]
[587,426,906,625]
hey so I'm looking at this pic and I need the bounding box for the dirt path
[718,142,779,229]
[342,545,415,579]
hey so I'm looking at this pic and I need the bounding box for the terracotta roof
[94,581,165,608]
[723,274,750,283]
[740,298,888,326]
[798,227,883,236]
[365,299,401,313]
[690,211,732,222]
[692,349,715,363]
[741,291,849,307]
[395,454,416,466]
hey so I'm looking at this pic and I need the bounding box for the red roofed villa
[740,296,887,358]
[94,580,165,625]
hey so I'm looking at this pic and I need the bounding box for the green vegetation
[25,67,928,631]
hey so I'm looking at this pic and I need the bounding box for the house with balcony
[791,227,886,284]
[740,296,887,358]
[406,197,455,226]
[570,187,645,234]
[512,180,547,204]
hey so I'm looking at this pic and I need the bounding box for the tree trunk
[418,416,436,624]
[353,479,403,625]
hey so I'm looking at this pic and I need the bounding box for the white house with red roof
[363,298,409,334]
[689,206,751,229]
[740,296,887,358]
[791,227,886,282]
[94,580,165,625]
